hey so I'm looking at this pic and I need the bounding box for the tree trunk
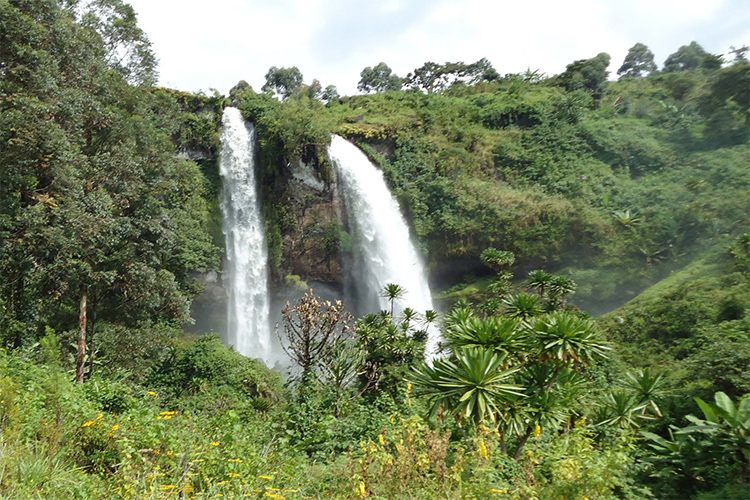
[86,308,97,378]
[513,427,533,460]
[75,289,87,383]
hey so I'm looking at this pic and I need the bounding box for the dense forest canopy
[0,1,748,499]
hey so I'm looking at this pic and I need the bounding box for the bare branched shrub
[277,290,353,376]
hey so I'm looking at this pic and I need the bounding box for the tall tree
[663,41,709,72]
[81,0,158,86]
[262,66,304,99]
[558,52,611,100]
[618,42,657,78]
[357,62,403,93]
[0,0,219,375]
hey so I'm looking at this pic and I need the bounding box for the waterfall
[330,136,441,360]
[219,107,272,362]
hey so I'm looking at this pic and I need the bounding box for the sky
[125,0,750,96]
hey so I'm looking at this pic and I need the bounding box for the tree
[306,78,322,99]
[411,347,524,426]
[480,248,515,273]
[380,283,406,317]
[277,290,353,377]
[464,57,500,84]
[0,1,219,380]
[405,59,499,92]
[663,41,709,72]
[557,52,611,100]
[357,62,403,93]
[406,61,444,93]
[530,312,609,366]
[527,270,553,299]
[321,84,339,103]
[82,0,157,86]
[262,66,304,99]
[618,43,657,78]
[444,316,526,354]
[503,294,542,320]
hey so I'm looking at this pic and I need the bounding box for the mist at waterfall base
[330,136,442,360]
[219,107,276,364]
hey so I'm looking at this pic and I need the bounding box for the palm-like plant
[503,293,542,320]
[480,248,515,273]
[612,209,641,228]
[546,276,577,308]
[444,316,527,357]
[622,368,665,417]
[443,305,474,333]
[400,307,419,327]
[527,269,553,298]
[381,283,406,317]
[411,347,524,426]
[596,390,650,429]
[529,311,610,366]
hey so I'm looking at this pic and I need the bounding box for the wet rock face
[280,158,344,285]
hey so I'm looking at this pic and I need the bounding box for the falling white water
[219,107,271,362]
[330,136,441,360]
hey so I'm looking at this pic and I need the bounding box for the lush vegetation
[1,1,749,499]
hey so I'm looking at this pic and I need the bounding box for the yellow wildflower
[258,475,273,480]
[478,439,489,459]
[147,391,156,396]
[216,481,228,485]
[111,424,119,431]
[82,420,96,427]
[534,425,542,437]
[489,488,508,494]
[378,434,385,446]
[210,441,220,447]
[228,458,243,463]
[160,485,176,490]
[96,413,103,420]
[228,473,240,478]
[160,411,176,416]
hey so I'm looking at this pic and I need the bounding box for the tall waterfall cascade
[219,107,272,362]
[330,135,441,360]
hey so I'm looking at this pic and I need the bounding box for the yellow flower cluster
[82,413,103,427]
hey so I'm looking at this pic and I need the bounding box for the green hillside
[0,1,748,499]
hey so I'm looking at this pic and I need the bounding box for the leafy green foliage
[262,65,304,99]
[358,62,403,93]
[412,347,524,425]
[643,391,750,498]
[618,42,658,78]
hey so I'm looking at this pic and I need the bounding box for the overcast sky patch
[126,0,750,95]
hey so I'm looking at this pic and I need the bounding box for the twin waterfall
[219,108,272,362]
[219,108,439,363]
